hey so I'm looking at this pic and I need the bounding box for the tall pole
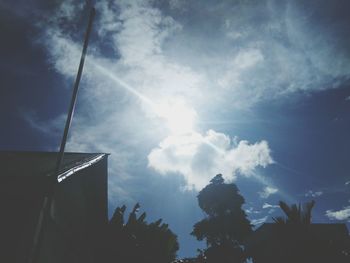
[55,7,95,175]
[28,7,95,263]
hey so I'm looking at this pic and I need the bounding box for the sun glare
[153,99,197,134]
[93,63,197,135]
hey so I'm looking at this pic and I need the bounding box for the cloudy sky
[1,0,350,257]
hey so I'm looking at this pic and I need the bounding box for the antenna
[55,7,95,174]
[28,7,95,263]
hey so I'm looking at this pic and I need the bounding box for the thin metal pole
[55,7,95,175]
[28,7,95,263]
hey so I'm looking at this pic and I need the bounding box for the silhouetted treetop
[210,174,224,184]
[272,200,315,224]
[247,200,350,263]
[105,203,179,263]
[191,174,252,263]
[197,174,245,218]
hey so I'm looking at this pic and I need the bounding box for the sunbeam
[93,62,197,135]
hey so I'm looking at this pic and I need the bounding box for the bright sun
[153,99,197,134]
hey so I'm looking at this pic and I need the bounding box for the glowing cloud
[148,130,273,190]
[153,98,197,134]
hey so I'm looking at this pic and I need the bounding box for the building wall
[39,157,108,263]
[0,156,108,263]
[0,176,48,263]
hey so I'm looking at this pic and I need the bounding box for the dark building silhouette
[0,151,108,263]
[246,223,350,263]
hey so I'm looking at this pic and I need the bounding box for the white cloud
[43,32,81,78]
[262,202,279,214]
[147,130,273,190]
[258,186,278,199]
[36,0,350,126]
[36,4,201,155]
[326,206,350,221]
[218,48,264,92]
[262,203,279,209]
[169,0,187,12]
[34,0,204,199]
[305,190,323,198]
[30,0,350,200]
[28,0,350,118]
[234,49,264,70]
[112,2,181,67]
[58,0,84,21]
[245,207,261,214]
[251,216,268,226]
[174,1,350,108]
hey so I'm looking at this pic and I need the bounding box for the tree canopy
[272,200,315,224]
[104,203,179,263]
[191,174,252,263]
[247,200,350,263]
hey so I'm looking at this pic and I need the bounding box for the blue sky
[1,0,350,258]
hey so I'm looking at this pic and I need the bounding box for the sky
[1,0,350,258]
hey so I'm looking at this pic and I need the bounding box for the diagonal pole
[54,7,95,175]
[28,7,95,263]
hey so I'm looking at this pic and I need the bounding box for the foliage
[272,200,315,224]
[104,203,179,263]
[191,174,252,263]
[263,200,350,263]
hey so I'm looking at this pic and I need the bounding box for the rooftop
[0,151,108,180]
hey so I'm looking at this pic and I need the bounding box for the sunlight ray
[93,62,197,134]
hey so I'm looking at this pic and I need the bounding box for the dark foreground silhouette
[101,174,349,263]
[191,174,252,263]
[245,200,350,263]
[101,203,179,263]
[173,175,350,263]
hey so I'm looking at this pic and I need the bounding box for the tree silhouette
[272,200,315,224]
[104,203,179,263]
[191,174,252,263]
[247,200,350,263]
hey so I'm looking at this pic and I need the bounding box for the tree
[264,200,350,263]
[191,174,252,263]
[104,203,179,263]
[272,200,315,224]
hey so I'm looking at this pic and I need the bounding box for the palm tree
[104,203,179,263]
[272,200,315,224]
